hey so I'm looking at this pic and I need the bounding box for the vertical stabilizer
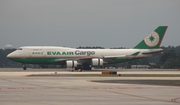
[134,26,168,49]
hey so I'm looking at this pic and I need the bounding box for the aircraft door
[43,51,46,57]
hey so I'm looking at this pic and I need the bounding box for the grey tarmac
[0,68,180,105]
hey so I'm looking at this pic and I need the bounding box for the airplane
[7,26,168,71]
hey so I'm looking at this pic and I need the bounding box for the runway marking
[0,78,53,90]
[104,90,180,104]
[1,77,180,104]
[0,78,91,91]
[88,87,146,90]
[0,87,34,90]
[171,98,180,103]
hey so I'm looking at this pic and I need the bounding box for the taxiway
[0,68,180,105]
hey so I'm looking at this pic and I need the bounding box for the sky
[0,0,180,49]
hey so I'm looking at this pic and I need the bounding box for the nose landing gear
[23,64,27,70]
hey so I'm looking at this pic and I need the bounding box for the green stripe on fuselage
[9,57,139,65]
[9,58,64,64]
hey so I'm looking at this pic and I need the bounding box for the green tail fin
[134,26,168,49]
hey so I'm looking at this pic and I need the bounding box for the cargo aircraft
[7,26,168,71]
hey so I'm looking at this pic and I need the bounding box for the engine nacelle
[91,58,103,66]
[66,61,78,68]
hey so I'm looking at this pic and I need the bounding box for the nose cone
[7,51,17,59]
[7,53,13,58]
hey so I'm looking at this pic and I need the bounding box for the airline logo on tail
[144,31,159,47]
[134,26,168,49]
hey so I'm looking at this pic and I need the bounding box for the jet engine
[66,61,78,68]
[91,58,103,66]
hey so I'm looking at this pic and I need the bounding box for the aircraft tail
[134,26,168,49]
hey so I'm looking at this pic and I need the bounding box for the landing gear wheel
[78,69,82,72]
[23,67,27,70]
[82,64,92,70]
[22,64,27,70]
[87,67,92,70]
[71,69,74,72]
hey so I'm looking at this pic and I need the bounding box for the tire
[23,67,27,70]
[84,67,92,70]
[78,69,82,72]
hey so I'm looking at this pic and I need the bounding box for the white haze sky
[0,0,180,49]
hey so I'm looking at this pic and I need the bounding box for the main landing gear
[72,68,83,72]
[22,64,27,70]
[73,64,92,72]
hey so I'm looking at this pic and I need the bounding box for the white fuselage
[7,46,161,59]
[7,46,163,62]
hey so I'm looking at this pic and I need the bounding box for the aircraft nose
[7,53,13,58]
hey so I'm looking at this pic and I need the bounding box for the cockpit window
[18,48,22,50]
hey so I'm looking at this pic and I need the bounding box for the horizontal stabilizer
[142,50,163,54]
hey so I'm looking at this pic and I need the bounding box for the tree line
[158,46,180,69]
[0,49,22,68]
